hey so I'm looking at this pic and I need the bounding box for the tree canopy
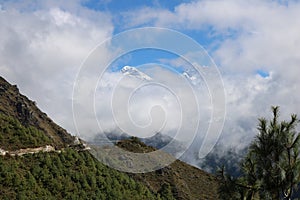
[218,106,300,200]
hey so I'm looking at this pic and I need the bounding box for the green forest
[0,113,175,200]
[0,148,177,200]
[0,114,52,151]
[1,74,300,199]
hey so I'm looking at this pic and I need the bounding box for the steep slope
[0,149,158,199]
[0,76,220,199]
[117,138,220,200]
[0,77,74,150]
[0,76,158,199]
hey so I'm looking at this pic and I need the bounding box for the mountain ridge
[0,77,74,150]
[116,137,219,199]
[0,75,220,199]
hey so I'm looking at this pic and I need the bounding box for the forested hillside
[0,76,220,199]
[0,149,157,200]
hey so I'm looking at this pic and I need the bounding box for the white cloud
[122,0,300,150]
[1,0,300,162]
[73,65,213,149]
[0,1,113,134]
[122,0,300,77]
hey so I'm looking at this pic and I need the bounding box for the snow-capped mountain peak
[183,71,197,81]
[182,71,201,86]
[121,66,152,81]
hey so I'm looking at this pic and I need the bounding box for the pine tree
[218,106,300,199]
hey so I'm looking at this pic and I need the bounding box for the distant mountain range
[121,65,200,84]
[120,66,243,176]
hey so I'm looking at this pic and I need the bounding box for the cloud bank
[0,0,113,133]
[121,0,300,148]
[1,0,300,160]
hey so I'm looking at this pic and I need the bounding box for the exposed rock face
[0,76,74,149]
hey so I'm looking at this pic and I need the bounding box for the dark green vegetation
[0,77,156,199]
[0,150,157,200]
[0,76,220,199]
[0,113,52,151]
[0,77,74,149]
[218,106,300,199]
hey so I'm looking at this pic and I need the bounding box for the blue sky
[80,0,233,73]
[82,0,191,15]
[108,49,181,71]
[91,0,274,80]
[1,0,300,153]
[84,0,300,75]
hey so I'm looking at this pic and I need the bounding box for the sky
[1,0,300,161]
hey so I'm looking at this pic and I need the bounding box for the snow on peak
[120,66,201,84]
[183,71,197,81]
[121,66,152,81]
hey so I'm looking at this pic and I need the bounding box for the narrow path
[0,145,59,156]
[0,138,91,156]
